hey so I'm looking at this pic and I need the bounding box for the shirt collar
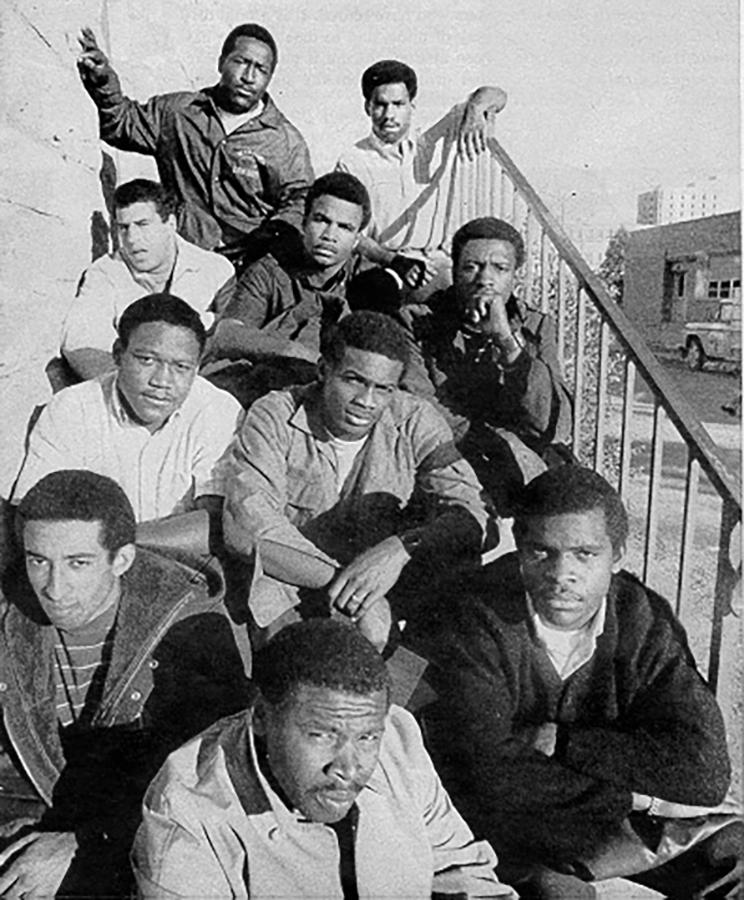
[527,593,607,680]
[365,129,416,160]
[200,86,282,130]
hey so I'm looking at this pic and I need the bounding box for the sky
[107,0,740,229]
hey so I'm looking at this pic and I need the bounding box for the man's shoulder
[177,236,234,279]
[124,546,220,610]
[45,374,110,413]
[184,376,242,416]
[262,95,309,143]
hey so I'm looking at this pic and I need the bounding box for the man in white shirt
[61,179,234,380]
[336,59,506,292]
[15,295,242,548]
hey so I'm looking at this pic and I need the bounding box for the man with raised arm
[77,23,313,269]
[0,471,252,897]
[222,310,489,651]
[14,295,241,550]
[61,179,234,380]
[134,618,515,898]
[428,466,742,899]
[202,172,370,407]
[336,59,507,292]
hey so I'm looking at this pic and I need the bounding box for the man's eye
[175,363,193,373]
[69,560,90,570]
[358,732,381,745]
[26,557,45,567]
[576,550,595,560]
[134,355,154,365]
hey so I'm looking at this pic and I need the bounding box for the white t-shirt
[328,434,368,491]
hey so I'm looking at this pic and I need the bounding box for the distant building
[565,223,617,270]
[636,178,721,226]
[624,211,741,351]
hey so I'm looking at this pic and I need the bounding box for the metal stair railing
[441,125,741,714]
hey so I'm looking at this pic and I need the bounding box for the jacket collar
[197,87,283,130]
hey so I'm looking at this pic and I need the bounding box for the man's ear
[364,98,372,118]
[166,213,177,233]
[611,543,626,574]
[112,338,123,366]
[112,542,136,578]
[317,358,328,384]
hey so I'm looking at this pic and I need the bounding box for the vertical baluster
[676,453,700,616]
[642,401,665,584]
[707,499,740,690]
[500,172,511,222]
[618,357,636,502]
[540,231,550,314]
[556,259,567,365]
[467,152,478,223]
[571,287,587,456]
[523,210,535,306]
[489,154,501,219]
[593,318,610,474]
[475,151,488,217]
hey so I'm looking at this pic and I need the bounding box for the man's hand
[327,536,411,619]
[458,86,507,161]
[77,27,110,86]
[517,722,558,757]
[471,295,522,363]
[354,597,392,652]
[0,831,77,899]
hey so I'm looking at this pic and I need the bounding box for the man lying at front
[13,294,241,548]
[222,310,489,650]
[133,618,515,898]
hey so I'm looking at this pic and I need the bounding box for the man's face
[303,194,364,272]
[454,238,518,331]
[258,684,389,824]
[115,321,200,432]
[218,36,274,113]
[24,520,134,633]
[518,509,624,631]
[115,201,176,274]
[319,346,403,440]
[365,82,414,144]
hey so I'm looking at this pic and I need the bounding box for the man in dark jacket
[0,470,252,897]
[406,217,573,513]
[429,466,741,898]
[77,23,313,269]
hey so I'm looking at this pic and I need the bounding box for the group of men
[0,19,739,900]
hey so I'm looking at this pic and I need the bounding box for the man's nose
[328,740,359,783]
[546,553,576,583]
[355,384,377,408]
[45,565,67,600]
[242,63,258,83]
[149,361,174,387]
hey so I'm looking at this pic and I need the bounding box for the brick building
[624,211,741,352]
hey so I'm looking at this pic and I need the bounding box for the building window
[708,280,719,299]
[719,280,731,299]
[674,272,686,298]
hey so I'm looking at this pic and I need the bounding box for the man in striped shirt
[0,470,252,897]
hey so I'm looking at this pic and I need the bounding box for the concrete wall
[624,212,741,348]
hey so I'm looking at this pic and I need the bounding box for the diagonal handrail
[485,134,741,510]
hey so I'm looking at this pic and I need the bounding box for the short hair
[512,466,629,552]
[362,60,417,101]
[321,310,410,369]
[113,179,177,222]
[451,217,525,270]
[220,24,278,70]
[17,470,136,556]
[117,294,206,354]
[254,619,391,706]
[304,172,371,230]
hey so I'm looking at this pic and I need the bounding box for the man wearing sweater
[429,466,742,898]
